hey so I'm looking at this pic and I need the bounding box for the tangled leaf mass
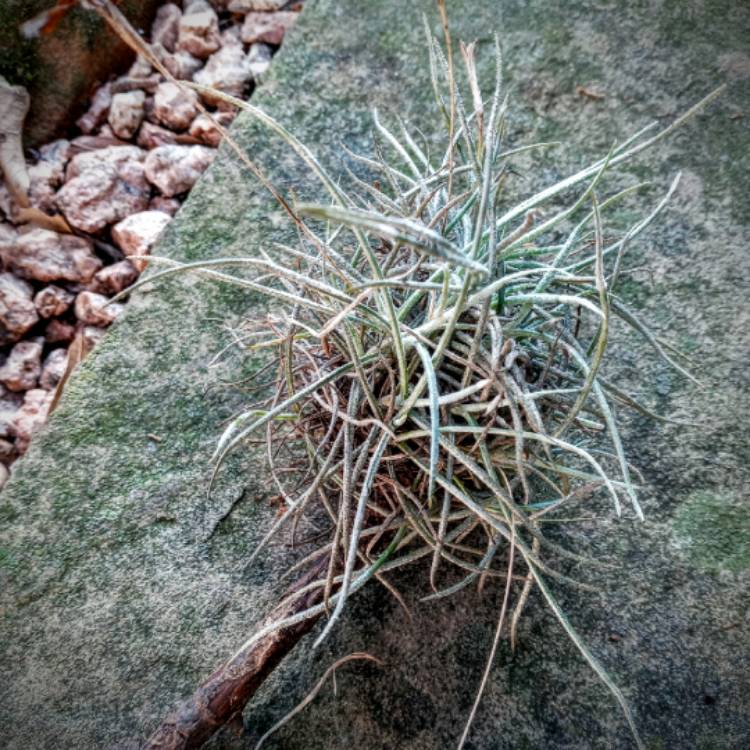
[116,25,723,750]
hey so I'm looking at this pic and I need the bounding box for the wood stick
[143,561,325,749]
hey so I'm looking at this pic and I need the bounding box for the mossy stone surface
[1,1,749,748]
[673,491,750,574]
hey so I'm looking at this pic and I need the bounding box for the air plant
[81,0,725,747]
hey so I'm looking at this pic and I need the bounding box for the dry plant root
[143,561,326,750]
[0,75,30,206]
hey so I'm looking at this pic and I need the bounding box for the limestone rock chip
[76,83,113,134]
[153,82,200,131]
[3,229,102,284]
[151,3,182,51]
[137,122,180,150]
[247,43,274,78]
[95,124,120,141]
[81,325,107,350]
[184,0,215,12]
[38,139,72,174]
[144,145,215,197]
[127,56,154,79]
[56,160,151,233]
[90,260,139,296]
[108,90,146,139]
[113,71,161,95]
[0,273,38,345]
[9,388,53,454]
[1,140,71,218]
[34,285,75,320]
[0,437,15,463]
[25,176,56,214]
[241,11,297,45]
[149,196,181,216]
[74,291,123,327]
[221,25,243,48]
[27,139,71,213]
[39,348,68,391]
[0,339,43,392]
[152,44,203,80]
[44,319,75,344]
[188,111,234,146]
[65,145,146,181]
[177,1,221,59]
[112,210,172,269]
[68,135,131,157]
[193,44,252,101]
[0,222,15,247]
[0,386,23,438]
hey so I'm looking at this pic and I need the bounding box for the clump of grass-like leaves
[108,5,722,747]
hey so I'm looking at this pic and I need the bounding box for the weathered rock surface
[90,260,140,296]
[0,3,748,750]
[0,437,15,463]
[3,229,102,284]
[108,90,146,140]
[116,72,162,96]
[0,273,38,345]
[37,138,72,174]
[111,210,172,270]
[65,144,146,181]
[56,160,151,233]
[127,56,154,80]
[68,133,130,156]
[247,43,273,78]
[241,10,297,45]
[93,125,129,145]
[0,339,42,391]
[136,121,180,150]
[143,144,215,197]
[8,387,52,454]
[80,324,107,351]
[149,196,182,216]
[220,24,244,48]
[0,222,15,247]
[151,3,182,52]
[194,44,252,101]
[153,45,203,81]
[0,386,23,438]
[177,0,221,60]
[34,285,75,320]
[43,318,75,344]
[26,139,71,213]
[74,291,123,327]
[76,83,113,135]
[188,112,234,147]
[152,82,200,132]
[39,348,67,391]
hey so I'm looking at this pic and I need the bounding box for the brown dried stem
[142,560,326,750]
